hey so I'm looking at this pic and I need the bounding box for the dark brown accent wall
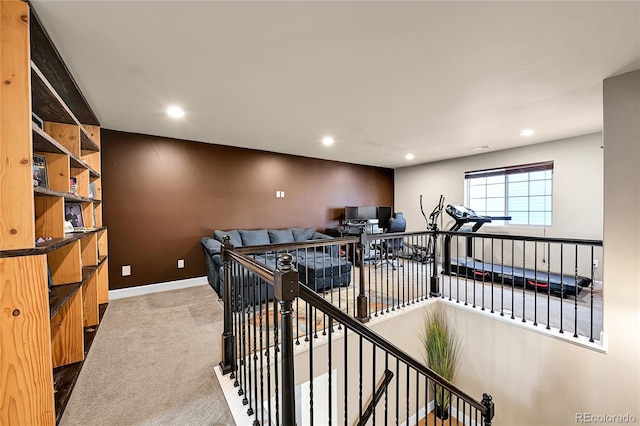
[101,130,394,290]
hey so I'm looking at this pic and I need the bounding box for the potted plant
[419,306,461,420]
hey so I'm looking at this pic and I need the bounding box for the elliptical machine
[423,194,445,233]
[410,194,445,263]
[420,194,446,297]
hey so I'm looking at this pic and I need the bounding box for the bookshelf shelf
[49,282,82,319]
[33,124,100,176]
[0,227,107,258]
[34,185,96,203]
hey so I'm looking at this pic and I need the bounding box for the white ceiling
[30,1,640,169]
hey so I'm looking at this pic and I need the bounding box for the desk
[325,224,383,237]
[325,226,384,265]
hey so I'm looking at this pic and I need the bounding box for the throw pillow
[214,229,243,247]
[292,227,316,242]
[268,229,295,244]
[239,229,271,246]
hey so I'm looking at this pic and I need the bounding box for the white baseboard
[108,276,208,300]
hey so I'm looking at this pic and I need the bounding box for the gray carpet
[60,285,235,426]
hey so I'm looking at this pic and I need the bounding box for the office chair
[376,212,407,270]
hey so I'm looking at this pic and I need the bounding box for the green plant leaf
[418,306,462,409]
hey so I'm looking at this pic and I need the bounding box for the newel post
[356,227,370,322]
[482,393,495,426]
[219,235,236,375]
[275,253,299,426]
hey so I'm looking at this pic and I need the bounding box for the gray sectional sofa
[201,227,352,307]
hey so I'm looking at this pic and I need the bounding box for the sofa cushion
[214,230,243,247]
[296,255,352,277]
[268,228,295,244]
[292,227,316,242]
[201,237,222,255]
[239,229,271,246]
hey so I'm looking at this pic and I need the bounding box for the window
[465,161,553,226]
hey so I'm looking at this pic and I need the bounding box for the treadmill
[442,204,591,297]
[442,204,511,272]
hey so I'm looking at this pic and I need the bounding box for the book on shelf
[67,227,96,233]
[33,154,48,188]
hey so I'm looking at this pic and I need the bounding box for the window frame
[464,161,554,227]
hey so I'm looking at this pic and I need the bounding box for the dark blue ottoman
[296,255,352,292]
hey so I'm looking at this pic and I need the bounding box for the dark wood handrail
[370,229,603,247]
[227,250,275,283]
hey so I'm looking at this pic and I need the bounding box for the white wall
[372,70,637,424]
[601,68,640,418]
[369,300,637,426]
[394,133,603,241]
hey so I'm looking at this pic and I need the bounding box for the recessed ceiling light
[167,106,185,118]
[471,145,492,151]
[405,153,415,160]
[520,129,535,136]
[322,136,335,146]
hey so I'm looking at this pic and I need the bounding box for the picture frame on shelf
[33,154,48,188]
[64,202,84,228]
[70,177,78,195]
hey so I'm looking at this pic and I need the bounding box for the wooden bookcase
[1,1,109,424]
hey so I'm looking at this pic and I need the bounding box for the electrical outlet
[122,265,131,276]
[593,259,599,268]
[178,259,185,269]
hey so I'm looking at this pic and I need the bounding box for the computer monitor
[377,206,392,230]
[358,206,377,221]
[344,206,378,222]
[344,206,359,222]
